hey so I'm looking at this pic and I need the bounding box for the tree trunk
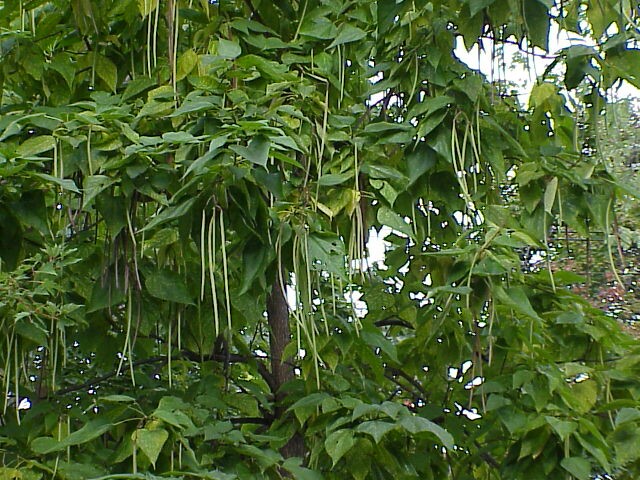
[267,277,306,460]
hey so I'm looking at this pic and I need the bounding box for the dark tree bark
[267,276,306,461]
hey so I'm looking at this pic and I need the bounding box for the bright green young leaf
[176,49,198,81]
[132,428,168,468]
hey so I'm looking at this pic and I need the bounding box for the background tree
[1,0,640,479]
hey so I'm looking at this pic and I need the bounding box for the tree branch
[54,350,273,396]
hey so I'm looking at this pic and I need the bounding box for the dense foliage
[1,0,640,478]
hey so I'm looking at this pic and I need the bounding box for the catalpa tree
[1,0,640,478]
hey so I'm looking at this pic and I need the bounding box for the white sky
[454,23,640,104]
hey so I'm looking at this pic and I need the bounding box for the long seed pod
[208,211,220,336]
[219,210,232,334]
[200,210,206,301]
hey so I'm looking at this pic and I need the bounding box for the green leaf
[299,17,338,39]
[544,176,558,214]
[132,428,168,468]
[176,49,198,81]
[494,286,542,321]
[328,24,367,49]
[239,241,268,294]
[318,172,353,186]
[363,122,412,134]
[31,419,112,454]
[469,0,496,17]
[377,0,401,35]
[169,98,219,117]
[17,135,56,157]
[289,393,331,424]
[307,233,346,277]
[355,421,396,444]
[15,320,47,345]
[545,416,577,441]
[561,379,597,414]
[407,145,436,185]
[95,54,118,92]
[560,457,591,480]
[122,76,156,101]
[282,458,323,480]
[377,206,414,239]
[398,414,454,449]
[141,197,197,231]
[153,408,194,429]
[83,175,116,209]
[615,408,640,427]
[230,135,270,167]
[50,53,76,88]
[162,131,202,143]
[34,173,81,193]
[361,329,399,364]
[218,39,242,59]
[523,0,550,50]
[324,429,356,466]
[360,163,407,183]
[145,269,194,304]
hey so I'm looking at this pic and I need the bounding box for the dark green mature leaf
[308,233,346,276]
[289,393,331,424]
[355,421,396,444]
[318,172,353,186]
[615,408,640,427]
[34,173,80,193]
[282,458,323,480]
[523,0,550,50]
[230,135,270,167]
[328,24,367,49]
[469,0,496,17]
[0,206,22,270]
[146,269,193,304]
[17,135,56,157]
[31,419,112,454]
[218,39,242,59]
[83,175,116,209]
[122,76,156,101]
[50,53,76,88]
[377,206,414,238]
[361,329,399,364]
[141,197,197,231]
[398,414,454,449]
[560,457,591,480]
[95,54,118,92]
[494,286,542,321]
[325,429,356,466]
